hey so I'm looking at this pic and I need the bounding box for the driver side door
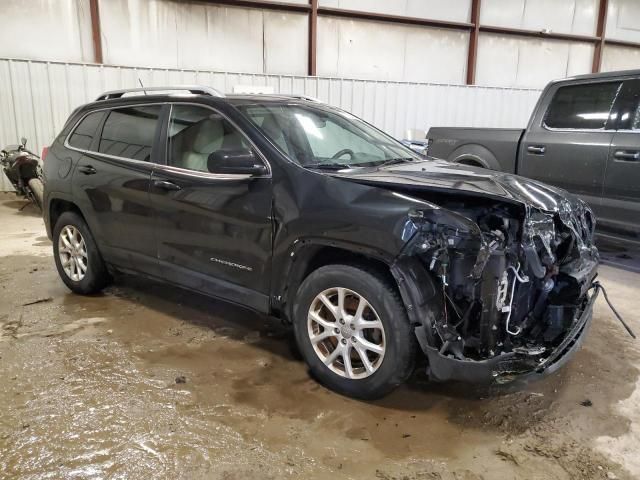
[149,103,273,312]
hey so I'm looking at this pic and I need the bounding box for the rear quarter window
[544,82,622,130]
[67,111,105,150]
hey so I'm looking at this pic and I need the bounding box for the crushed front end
[392,194,599,384]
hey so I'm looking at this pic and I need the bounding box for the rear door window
[544,82,622,130]
[614,79,640,131]
[68,111,105,150]
[98,105,162,161]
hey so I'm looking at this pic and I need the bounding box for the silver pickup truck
[427,69,640,243]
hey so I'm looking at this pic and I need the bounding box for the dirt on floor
[0,191,639,480]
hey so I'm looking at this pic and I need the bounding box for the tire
[27,178,44,211]
[293,264,417,400]
[53,211,111,294]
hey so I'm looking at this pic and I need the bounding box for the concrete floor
[1,191,639,480]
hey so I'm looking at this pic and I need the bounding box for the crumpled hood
[331,159,582,214]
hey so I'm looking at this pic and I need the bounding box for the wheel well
[283,245,397,321]
[49,198,83,230]
[457,157,485,168]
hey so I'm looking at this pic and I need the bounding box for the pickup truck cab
[427,69,640,243]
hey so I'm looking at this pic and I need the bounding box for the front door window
[168,105,251,173]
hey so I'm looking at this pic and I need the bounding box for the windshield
[236,103,421,168]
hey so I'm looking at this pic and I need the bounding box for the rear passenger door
[519,81,621,215]
[601,78,640,239]
[69,104,163,276]
[149,103,273,312]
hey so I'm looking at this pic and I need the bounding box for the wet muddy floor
[1,192,639,479]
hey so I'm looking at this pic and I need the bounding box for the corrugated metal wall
[0,57,542,191]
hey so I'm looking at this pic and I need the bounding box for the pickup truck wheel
[53,211,111,294]
[293,264,416,399]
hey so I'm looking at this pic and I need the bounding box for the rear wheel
[53,211,111,294]
[293,264,416,399]
[458,158,486,168]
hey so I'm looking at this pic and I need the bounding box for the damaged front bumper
[390,192,601,386]
[420,284,598,384]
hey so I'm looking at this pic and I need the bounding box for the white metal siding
[318,0,473,23]
[480,0,598,36]
[317,17,471,84]
[476,34,595,88]
[98,2,309,74]
[0,0,94,63]
[0,57,541,191]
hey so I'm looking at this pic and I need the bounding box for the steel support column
[593,0,609,73]
[466,0,481,85]
[89,0,103,64]
[309,0,318,76]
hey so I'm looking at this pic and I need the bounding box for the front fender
[272,236,396,319]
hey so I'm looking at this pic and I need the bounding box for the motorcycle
[1,137,45,210]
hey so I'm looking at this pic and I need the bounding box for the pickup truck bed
[427,127,524,173]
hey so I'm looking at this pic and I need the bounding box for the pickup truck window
[623,99,640,131]
[615,80,640,131]
[544,82,621,130]
[632,107,640,130]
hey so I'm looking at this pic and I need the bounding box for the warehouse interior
[1,0,640,479]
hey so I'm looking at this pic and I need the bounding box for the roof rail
[281,94,323,103]
[95,85,225,101]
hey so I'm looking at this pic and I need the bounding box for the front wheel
[293,264,417,399]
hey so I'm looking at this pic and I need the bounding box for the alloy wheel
[58,225,88,281]
[307,287,386,379]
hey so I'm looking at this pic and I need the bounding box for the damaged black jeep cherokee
[43,86,599,399]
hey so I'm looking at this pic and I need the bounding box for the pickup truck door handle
[78,165,96,175]
[527,145,546,155]
[613,150,640,161]
[153,179,182,191]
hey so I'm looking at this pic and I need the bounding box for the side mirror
[207,148,267,176]
[20,137,27,147]
[401,139,429,157]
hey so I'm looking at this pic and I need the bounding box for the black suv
[43,86,599,399]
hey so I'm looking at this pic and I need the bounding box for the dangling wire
[505,263,530,336]
[593,281,636,339]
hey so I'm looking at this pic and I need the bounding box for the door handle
[78,165,96,175]
[153,179,182,191]
[613,150,640,161]
[527,145,546,155]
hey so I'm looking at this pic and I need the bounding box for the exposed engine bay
[396,191,600,383]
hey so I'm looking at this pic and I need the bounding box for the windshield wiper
[305,163,353,170]
[379,157,415,166]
